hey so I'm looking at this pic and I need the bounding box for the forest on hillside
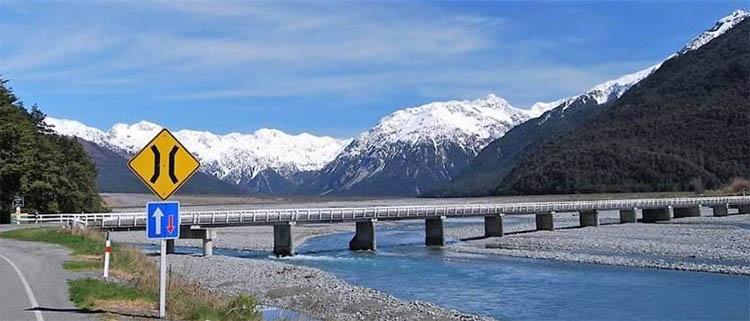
[0,79,106,213]
[497,19,750,195]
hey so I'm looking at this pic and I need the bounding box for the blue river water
[176,220,750,321]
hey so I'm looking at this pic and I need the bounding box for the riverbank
[167,254,493,321]
[113,221,491,321]
[110,212,750,320]
[447,213,750,275]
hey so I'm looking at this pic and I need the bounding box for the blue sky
[1,1,745,137]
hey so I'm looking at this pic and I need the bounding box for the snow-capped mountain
[46,117,349,192]
[680,9,748,54]
[307,94,531,195]
[48,94,530,196]
[526,10,748,118]
[528,63,662,118]
[438,9,749,197]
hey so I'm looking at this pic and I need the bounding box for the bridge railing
[14,195,750,229]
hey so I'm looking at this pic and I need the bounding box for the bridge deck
[15,196,750,230]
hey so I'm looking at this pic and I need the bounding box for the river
[268,221,750,321]
[170,219,749,321]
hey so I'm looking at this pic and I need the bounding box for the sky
[0,1,746,138]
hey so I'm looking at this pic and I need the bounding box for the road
[0,230,98,321]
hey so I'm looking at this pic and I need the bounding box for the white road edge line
[0,253,44,321]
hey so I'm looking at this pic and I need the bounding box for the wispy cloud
[0,0,683,135]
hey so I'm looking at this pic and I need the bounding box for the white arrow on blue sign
[147,202,180,240]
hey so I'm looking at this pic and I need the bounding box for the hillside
[435,60,663,196]
[498,18,750,194]
[434,96,605,196]
[436,9,748,197]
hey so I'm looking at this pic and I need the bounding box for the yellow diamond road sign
[128,129,201,200]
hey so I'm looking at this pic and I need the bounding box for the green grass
[1,228,103,272]
[69,278,155,310]
[0,227,148,274]
[63,260,101,271]
[0,227,101,255]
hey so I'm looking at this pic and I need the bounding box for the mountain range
[438,9,749,196]
[46,118,348,194]
[46,9,749,197]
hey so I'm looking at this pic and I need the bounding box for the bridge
[15,196,750,257]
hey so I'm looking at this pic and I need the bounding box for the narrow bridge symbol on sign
[128,129,201,200]
[147,202,180,240]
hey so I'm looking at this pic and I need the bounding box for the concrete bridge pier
[579,210,599,227]
[179,228,216,257]
[711,204,729,217]
[535,212,554,231]
[642,207,671,223]
[619,208,637,223]
[166,239,175,254]
[484,215,504,237]
[673,206,701,218]
[425,216,446,247]
[734,205,750,214]
[350,219,377,251]
[274,222,295,257]
[203,235,214,257]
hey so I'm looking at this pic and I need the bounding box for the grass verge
[69,278,156,310]
[0,227,261,321]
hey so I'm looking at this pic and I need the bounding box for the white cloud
[0,1,663,111]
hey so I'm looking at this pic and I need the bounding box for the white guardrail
[15,196,750,229]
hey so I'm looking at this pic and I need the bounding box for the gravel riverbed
[112,210,750,321]
[448,213,750,275]
[167,254,493,321]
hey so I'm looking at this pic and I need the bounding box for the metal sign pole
[159,239,167,318]
[129,129,196,320]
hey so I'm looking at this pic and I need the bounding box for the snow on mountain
[680,9,748,54]
[526,10,748,117]
[313,94,531,195]
[583,63,663,105]
[44,118,109,145]
[528,97,571,117]
[45,117,349,184]
[527,63,662,117]
[344,93,530,157]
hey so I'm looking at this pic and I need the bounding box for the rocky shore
[167,254,493,321]
[114,222,493,321]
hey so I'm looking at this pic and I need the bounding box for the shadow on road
[29,307,160,319]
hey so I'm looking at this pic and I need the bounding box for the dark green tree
[0,78,107,213]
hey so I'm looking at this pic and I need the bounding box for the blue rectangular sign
[146,201,180,240]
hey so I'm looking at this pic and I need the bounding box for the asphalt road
[0,233,98,321]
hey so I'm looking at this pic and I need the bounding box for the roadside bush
[727,177,750,195]
[225,294,262,321]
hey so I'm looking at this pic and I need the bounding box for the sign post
[12,196,23,224]
[128,129,200,319]
[147,201,179,318]
[12,196,23,208]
